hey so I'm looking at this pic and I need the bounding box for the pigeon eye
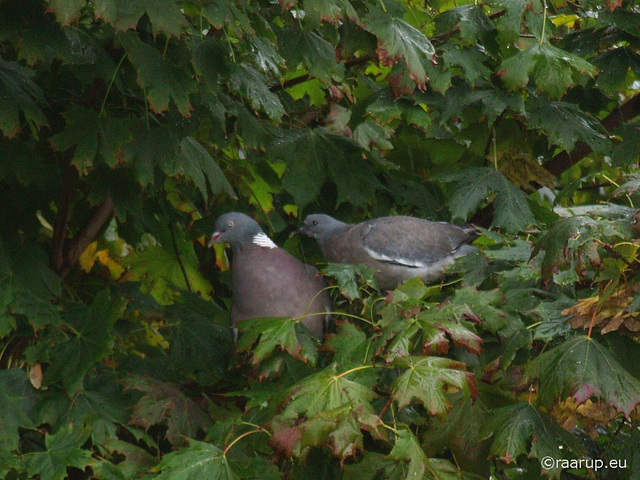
[227,221,234,228]
[312,220,319,226]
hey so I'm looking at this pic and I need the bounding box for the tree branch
[50,166,77,274]
[56,194,115,279]
[544,93,640,176]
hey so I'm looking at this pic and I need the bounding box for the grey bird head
[291,214,348,247]
[209,212,264,248]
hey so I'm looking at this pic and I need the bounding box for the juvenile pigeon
[209,212,331,338]
[293,214,476,290]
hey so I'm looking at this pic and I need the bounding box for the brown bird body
[210,212,331,338]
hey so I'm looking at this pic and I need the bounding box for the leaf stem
[224,428,269,455]
[492,127,498,170]
[335,364,375,379]
[168,222,193,293]
[587,310,596,338]
[100,52,127,117]
[540,0,547,44]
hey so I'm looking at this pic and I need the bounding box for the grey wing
[360,217,471,268]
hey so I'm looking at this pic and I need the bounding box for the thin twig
[168,222,193,293]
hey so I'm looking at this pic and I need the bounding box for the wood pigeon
[209,212,331,338]
[292,214,477,290]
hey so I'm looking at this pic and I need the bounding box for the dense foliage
[2,0,640,478]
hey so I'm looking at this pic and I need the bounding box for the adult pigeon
[293,214,476,290]
[209,212,331,338]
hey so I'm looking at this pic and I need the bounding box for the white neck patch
[252,232,277,249]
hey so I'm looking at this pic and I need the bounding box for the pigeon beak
[289,226,304,238]
[208,231,222,247]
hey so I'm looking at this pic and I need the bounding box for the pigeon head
[292,214,348,246]
[209,212,264,248]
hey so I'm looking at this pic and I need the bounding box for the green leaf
[489,0,527,45]
[524,335,640,416]
[343,448,463,480]
[0,58,47,137]
[180,136,237,201]
[235,316,319,367]
[442,46,492,85]
[273,364,380,458]
[322,262,379,300]
[391,356,476,415]
[48,106,134,173]
[279,29,344,83]
[123,127,181,186]
[49,106,99,174]
[441,88,524,126]
[280,364,377,419]
[325,322,372,368]
[94,0,187,37]
[10,288,62,329]
[47,0,85,25]
[45,290,127,392]
[479,402,583,476]
[353,121,394,152]
[450,287,508,333]
[98,439,157,478]
[119,32,195,116]
[121,223,213,304]
[124,375,213,446]
[23,425,92,480]
[303,0,358,23]
[0,368,36,451]
[151,438,236,480]
[438,5,496,46]
[387,428,431,480]
[0,237,61,301]
[594,47,640,94]
[531,295,575,341]
[364,7,435,87]
[597,9,640,39]
[439,167,535,232]
[531,215,598,279]
[272,404,369,459]
[166,299,234,386]
[499,43,597,97]
[416,305,483,355]
[270,127,380,208]
[230,64,284,122]
[247,35,284,76]
[528,99,611,155]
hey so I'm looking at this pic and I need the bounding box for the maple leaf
[235,316,319,367]
[0,58,47,138]
[391,356,476,415]
[123,375,212,446]
[272,364,381,460]
[498,43,597,98]
[152,439,238,480]
[364,6,435,88]
[23,425,92,480]
[438,167,535,233]
[479,402,583,477]
[525,335,640,416]
[119,32,195,116]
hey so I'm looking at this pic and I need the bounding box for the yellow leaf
[143,320,170,349]
[551,14,578,28]
[214,243,229,271]
[95,249,125,279]
[79,241,98,272]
